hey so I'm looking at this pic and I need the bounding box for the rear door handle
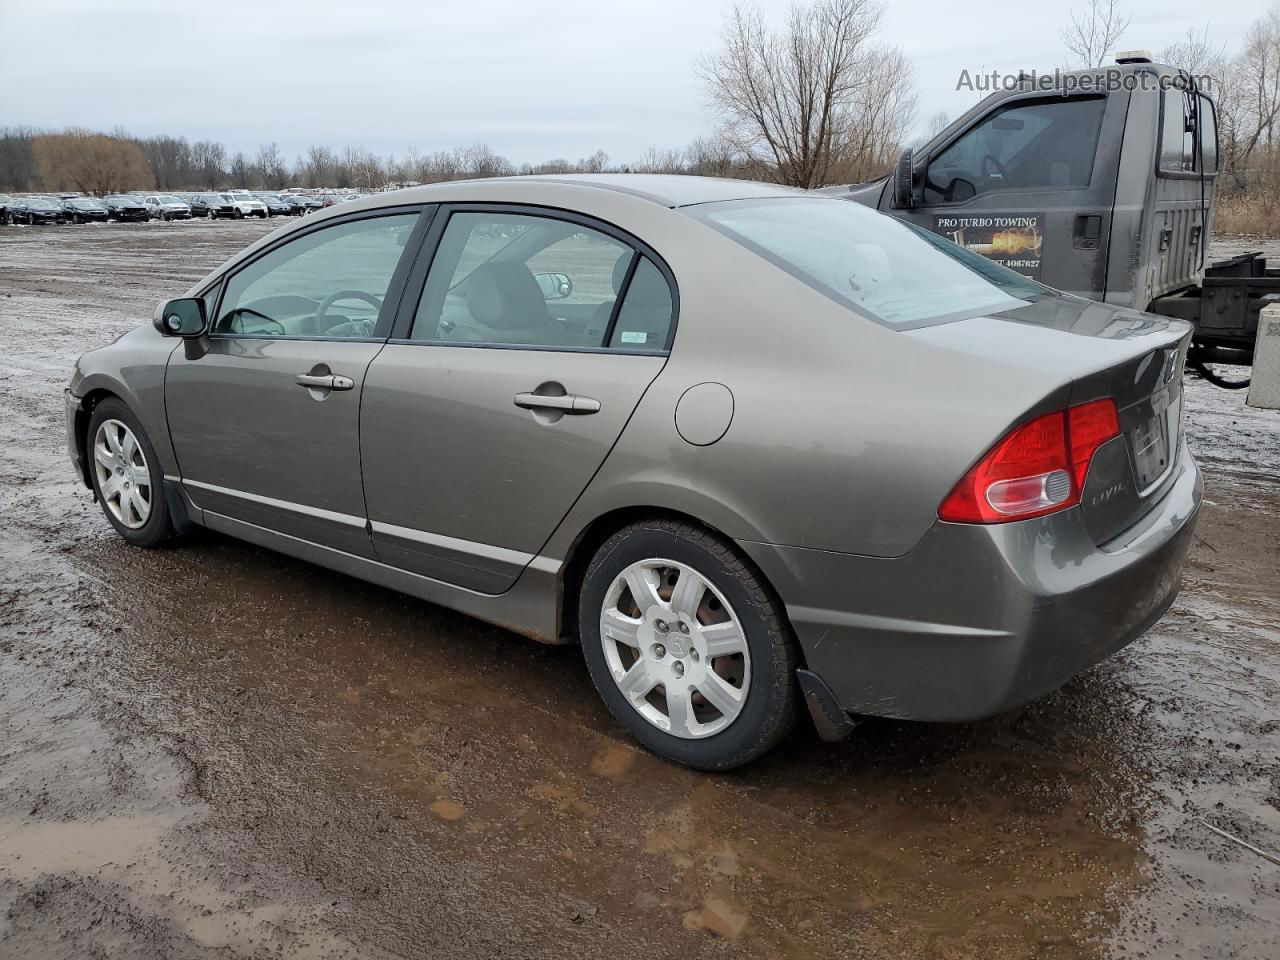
[513,392,600,414]
[296,373,354,391]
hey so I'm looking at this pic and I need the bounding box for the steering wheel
[980,154,1009,180]
[314,290,383,336]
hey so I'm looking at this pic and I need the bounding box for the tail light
[939,398,1120,524]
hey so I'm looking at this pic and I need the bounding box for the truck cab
[823,57,1272,387]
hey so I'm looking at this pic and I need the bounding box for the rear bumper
[739,442,1203,722]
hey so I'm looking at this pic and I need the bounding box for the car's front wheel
[578,519,796,770]
[87,398,177,548]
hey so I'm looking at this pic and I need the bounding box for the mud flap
[162,479,199,536]
[796,668,860,742]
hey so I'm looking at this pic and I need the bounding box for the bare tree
[924,110,951,140]
[1061,0,1131,69]
[701,0,914,188]
[33,130,150,194]
[256,142,288,189]
[1161,25,1226,79]
[304,145,335,187]
[459,143,513,178]
[191,140,226,189]
[0,127,41,191]
[1224,4,1280,193]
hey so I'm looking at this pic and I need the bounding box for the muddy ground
[0,220,1277,959]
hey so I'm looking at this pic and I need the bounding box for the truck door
[885,93,1125,300]
[1145,88,1218,303]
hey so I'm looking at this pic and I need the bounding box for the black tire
[578,518,796,770]
[86,398,177,548]
[233,209,244,219]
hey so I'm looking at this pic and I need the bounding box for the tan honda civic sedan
[67,175,1201,769]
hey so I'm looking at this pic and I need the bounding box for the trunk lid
[911,293,1192,544]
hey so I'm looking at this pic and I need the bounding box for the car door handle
[513,392,600,414]
[296,373,354,391]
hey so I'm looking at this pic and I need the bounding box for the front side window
[214,213,418,338]
[925,97,1106,203]
[1160,89,1218,175]
[410,211,666,349]
[695,197,1046,329]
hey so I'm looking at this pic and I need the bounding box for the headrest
[466,261,548,329]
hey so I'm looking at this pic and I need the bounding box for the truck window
[924,97,1106,204]
[1160,90,1195,173]
[1159,89,1217,175]
[1199,95,1217,174]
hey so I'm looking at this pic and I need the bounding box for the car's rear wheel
[578,519,796,770]
[87,399,177,548]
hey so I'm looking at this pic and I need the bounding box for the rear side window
[608,256,673,351]
[925,97,1106,202]
[409,210,673,351]
[695,197,1046,329]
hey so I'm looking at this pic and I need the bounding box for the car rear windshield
[692,197,1047,329]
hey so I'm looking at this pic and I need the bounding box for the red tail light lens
[938,398,1120,524]
[1067,398,1121,488]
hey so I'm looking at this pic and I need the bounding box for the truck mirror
[893,147,919,209]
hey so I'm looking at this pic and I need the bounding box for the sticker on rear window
[619,331,647,344]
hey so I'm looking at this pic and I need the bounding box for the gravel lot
[1,220,1278,959]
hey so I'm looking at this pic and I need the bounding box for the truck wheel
[578,518,796,770]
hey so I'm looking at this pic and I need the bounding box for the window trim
[203,203,436,343]
[923,94,1108,207]
[387,202,679,355]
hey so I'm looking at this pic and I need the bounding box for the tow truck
[822,53,1277,389]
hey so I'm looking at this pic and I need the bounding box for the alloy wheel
[599,559,751,739]
[93,419,152,529]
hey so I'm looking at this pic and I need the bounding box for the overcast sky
[0,0,1263,166]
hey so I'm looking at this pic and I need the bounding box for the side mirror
[535,272,573,301]
[153,297,207,337]
[893,147,920,209]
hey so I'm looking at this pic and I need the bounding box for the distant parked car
[143,195,193,221]
[0,194,13,223]
[190,193,236,219]
[102,195,149,222]
[220,193,268,219]
[254,193,296,217]
[291,194,324,214]
[62,197,110,223]
[6,196,64,224]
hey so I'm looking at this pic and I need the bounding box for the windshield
[693,197,1048,328]
[159,195,183,203]
[72,200,100,208]
[28,198,57,209]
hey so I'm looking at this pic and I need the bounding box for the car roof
[384,174,807,209]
